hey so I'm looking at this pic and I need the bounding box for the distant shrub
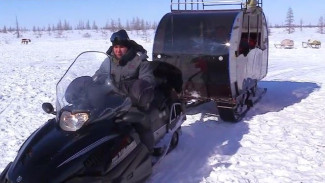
[83,33,91,38]
[55,31,65,38]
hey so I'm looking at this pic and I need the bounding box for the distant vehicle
[153,0,269,122]
[274,39,294,49]
[302,39,321,49]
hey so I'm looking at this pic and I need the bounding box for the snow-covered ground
[1,28,324,182]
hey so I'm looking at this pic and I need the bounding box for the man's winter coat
[94,41,155,110]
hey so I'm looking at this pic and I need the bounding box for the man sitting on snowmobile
[93,29,156,152]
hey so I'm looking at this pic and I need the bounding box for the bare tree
[117,18,123,30]
[140,19,145,30]
[307,22,312,28]
[0,17,159,34]
[317,16,324,34]
[15,16,21,38]
[47,24,52,36]
[285,7,295,34]
[300,19,303,31]
[76,20,85,30]
[36,27,43,37]
[151,21,158,30]
[266,18,271,35]
[125,20,131,30]
[55,20,64,37]
[3,26,7,33]
[86,20,91,30]
[57,20,63,31]
[131,17,141,31]
[63,20,71,30]
[92,21,98,30]
[7,27,14,32]
[110,19,117,32]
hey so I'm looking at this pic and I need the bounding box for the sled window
[238,32,260,55]
[237,12,265,56]
[153,12,238,56]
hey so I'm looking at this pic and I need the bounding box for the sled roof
[170,0,263,11]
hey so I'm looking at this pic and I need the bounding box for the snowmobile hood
[7,118,120,183]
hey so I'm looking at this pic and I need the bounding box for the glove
[129,79,154,110]
[93,73,110,85]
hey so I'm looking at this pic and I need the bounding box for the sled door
[230,7,268,95]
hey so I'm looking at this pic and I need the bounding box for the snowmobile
[153,0,269,122]
[0,51,185,183]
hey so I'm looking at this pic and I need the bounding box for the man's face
[113,45,128,59]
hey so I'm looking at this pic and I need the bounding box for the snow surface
[1,28,325,182]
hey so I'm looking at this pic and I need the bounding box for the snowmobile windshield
[56,51,132,123]
[153,11,239,56]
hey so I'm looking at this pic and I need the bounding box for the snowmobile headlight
[60,111,89,131]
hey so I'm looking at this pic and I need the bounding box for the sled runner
[153,0,269,122]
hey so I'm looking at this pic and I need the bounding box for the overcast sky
[0,0,324,28]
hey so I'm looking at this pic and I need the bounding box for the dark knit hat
[110,29,130,48]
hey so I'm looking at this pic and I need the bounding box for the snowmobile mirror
[42,102,56,115]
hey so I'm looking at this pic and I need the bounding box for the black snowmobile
[0,51,185,183]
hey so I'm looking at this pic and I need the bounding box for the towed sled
[0,51,185,183]
[153,0,269,122]
[274,39,294,49]
[302,39,321,49]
